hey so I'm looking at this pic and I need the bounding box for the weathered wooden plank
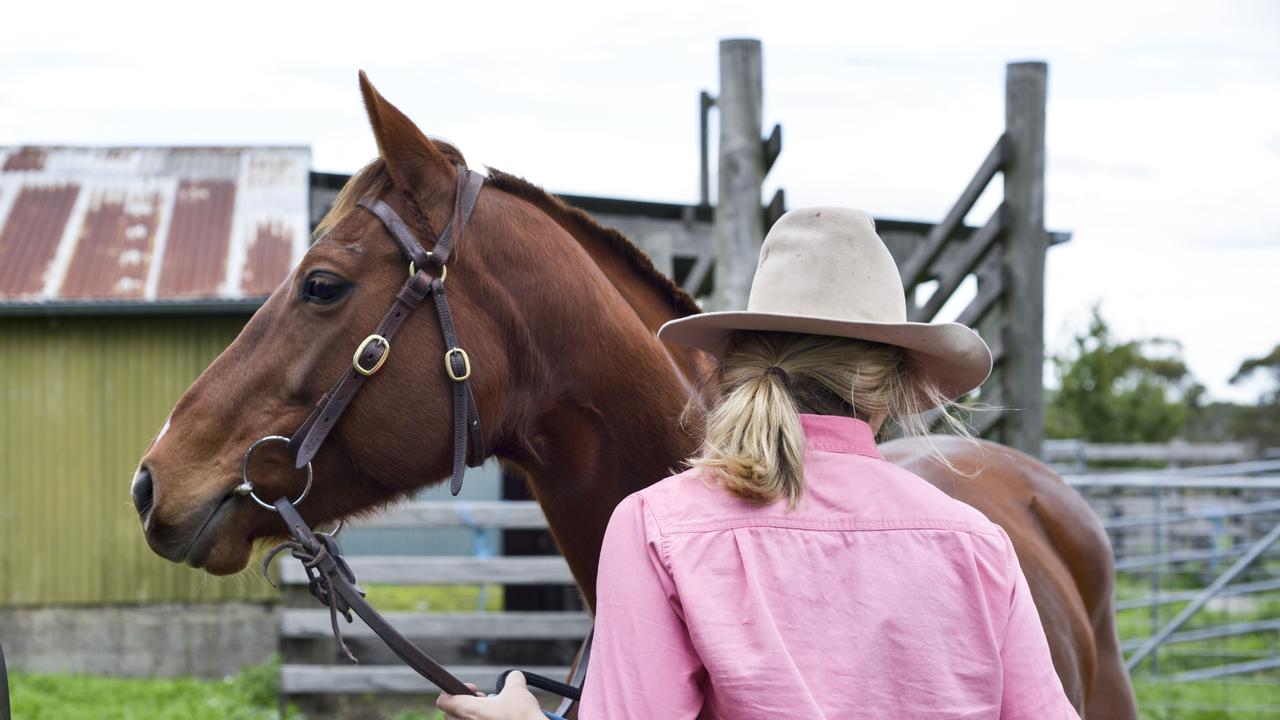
[986,324,1005,367]
[700,90,715,205]
[282,610,591,640]
[351,501,548,530]
[594,212,711,261]
[955,250,1004,328]
[1064,475,1280,491]
[922,399,1004,437]
[764,188,786,230]
[680,253,714,296]
[638,238,674,278]
[899,136,1006,289]
[1044,440,1255,464]
[711,38,764,311]
[1001,62,1048,460]
[911,206,1004,323]
[280,556,574,586]
[972,407,1003,437]
[762,123,783,174]
[281,664,572,694]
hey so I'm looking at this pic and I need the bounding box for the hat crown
[747,207,907,323]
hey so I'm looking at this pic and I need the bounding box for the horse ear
[358,70,452,194]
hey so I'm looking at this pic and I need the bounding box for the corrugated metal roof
[0,146,310,305]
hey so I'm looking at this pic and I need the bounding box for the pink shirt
[581,413,1078,719]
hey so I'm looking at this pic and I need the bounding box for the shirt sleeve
[994,526,1082,720]
[579,493,706,719]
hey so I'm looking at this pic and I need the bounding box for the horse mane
[316,146,702,320]
[483,168,701,318]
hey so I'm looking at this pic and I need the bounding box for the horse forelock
[314,160,393,239]
[314,140,468,239]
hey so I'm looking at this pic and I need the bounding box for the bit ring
[237,435,313,512]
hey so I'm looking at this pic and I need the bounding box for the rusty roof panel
[157,180,235,297]
[242,222,294,296]
[3,148,46,172]
[0,146,310,306]
[61,187,162,299]
[0,184,81,298]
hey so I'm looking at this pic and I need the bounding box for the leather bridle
[232,164,588,712]
[281,163,488,497]
[235,165,486,512]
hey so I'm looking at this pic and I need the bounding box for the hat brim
[658,311,993,405]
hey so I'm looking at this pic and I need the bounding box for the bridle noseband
[236,162,488,507]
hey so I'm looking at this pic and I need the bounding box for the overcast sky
[3,0,1276,403]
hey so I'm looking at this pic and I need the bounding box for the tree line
[1042,303,1279,453]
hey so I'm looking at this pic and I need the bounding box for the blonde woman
[439,208,1077,719]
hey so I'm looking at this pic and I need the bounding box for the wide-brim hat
[658,206,993,408]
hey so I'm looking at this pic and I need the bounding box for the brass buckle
[444,347,471,382]
[409,259,446,283]
[353,334,391,376]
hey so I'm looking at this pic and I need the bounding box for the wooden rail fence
[279,501,584,702]
[281,469,1280,712]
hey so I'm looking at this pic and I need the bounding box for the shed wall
[0,316,277,605]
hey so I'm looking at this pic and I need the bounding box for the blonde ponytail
[689,331,992,508]
[694,360,808,507]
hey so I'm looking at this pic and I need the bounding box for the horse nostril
[132,466,155,519]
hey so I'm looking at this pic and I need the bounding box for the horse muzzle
[132,464,242,570]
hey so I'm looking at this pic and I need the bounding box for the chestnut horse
[133,74,1135,718]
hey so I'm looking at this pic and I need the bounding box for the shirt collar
[799,413,884,459]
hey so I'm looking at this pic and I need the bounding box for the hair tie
[763,365,794,391]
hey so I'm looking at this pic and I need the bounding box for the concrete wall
[0,602,278,678]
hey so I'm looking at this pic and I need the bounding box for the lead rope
[261,497,586,708]
[262,532,361,664]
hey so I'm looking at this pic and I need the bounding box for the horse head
[133,73,705,592]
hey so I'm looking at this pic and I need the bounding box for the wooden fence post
[711,38,764,311]
[1001,61,1048,459]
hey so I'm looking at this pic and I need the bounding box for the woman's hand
[437,671,545,720]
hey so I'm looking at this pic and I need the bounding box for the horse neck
[488,200,706,609]
[518,399,696,608]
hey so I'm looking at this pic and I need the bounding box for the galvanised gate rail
[1066,460,1280,718]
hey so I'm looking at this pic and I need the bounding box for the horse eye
[301,272,349,304]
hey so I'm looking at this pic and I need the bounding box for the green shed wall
[0,316,279,606]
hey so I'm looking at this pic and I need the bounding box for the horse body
[133,73,1134,717]
[883,436,1136,719]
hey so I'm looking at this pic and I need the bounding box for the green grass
[10,655,456,720]
[1115,572,1280,717]
[1132,679,1280,719]
[11,656,298,720]
[362,584,503,613]
[1115,572,1280,674]
[19,663,1276,720]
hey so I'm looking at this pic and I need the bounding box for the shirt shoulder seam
[634,494,676,573]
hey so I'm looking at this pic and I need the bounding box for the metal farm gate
[1053,444,1280,718]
